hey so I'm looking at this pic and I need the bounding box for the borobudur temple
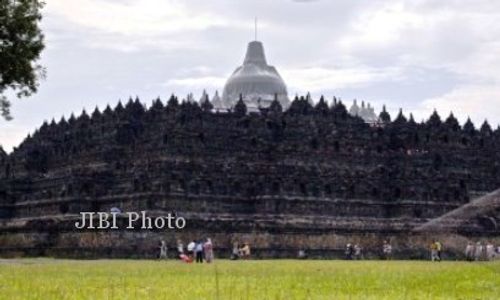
[0,40,499,259]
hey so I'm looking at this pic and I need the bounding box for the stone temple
[0,40,499,259]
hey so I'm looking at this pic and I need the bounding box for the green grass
[0,259,499,300]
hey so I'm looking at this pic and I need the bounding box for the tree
[0,0,45,120]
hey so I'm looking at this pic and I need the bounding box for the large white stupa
[221,40,289,111]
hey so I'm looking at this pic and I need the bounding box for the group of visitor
[382,240,393,260]
[429,240,500,261]
[182,238,214,263]
[230,242,251,260]
[344,243,363,260]
[159,238,500,262]
[465,241,498,261]
[429,240,443,261]
[159,239,253,262]
[343,241,392,260]
[158,238,214,263]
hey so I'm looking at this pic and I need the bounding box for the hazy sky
[2,0,500,151]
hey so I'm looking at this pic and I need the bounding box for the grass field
[0,259,499,300]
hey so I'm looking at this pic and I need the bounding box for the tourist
[177,239,184,258]
[345,243,354,260]
[195,240,204,263]
[240,243,251,259]
[435,240,442,261]
[485,242,495,261]
[204,238,214,263]
[465,242,474,261]
[430,241,439,262]
[354,244,362,260]
[187,240,196,260]
[382,240,392,260]
[179,253,193,263]
[159,240,168,259]
[231,242,240,260]
[474,242,483,261]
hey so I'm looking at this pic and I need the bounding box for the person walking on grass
[474,242,483,261]
[231,242,240,260]
[435,241,442,261]
[354,244,362,260]
[204,238,214,263]
[195,240,204,263]
[240,243,251,259]
[177,239,184,258]
[382,240,392,260]
[430,241,438,261]
[465,242,474,261]
[187,240,196,260]
[159,240,168,259]
[345,243,354,260]
[485,242,495,261]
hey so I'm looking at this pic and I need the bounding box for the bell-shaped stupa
[222,40,289,111]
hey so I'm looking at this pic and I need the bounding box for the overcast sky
[2,0,500,151]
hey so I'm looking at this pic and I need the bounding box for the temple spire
[255,17,258,41]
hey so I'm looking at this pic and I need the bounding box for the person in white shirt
[354,244,362,260]
[465,242,474,261]
[177,240,184,258]
[159,240,167,259]
[485,242,495,261]
[474,242,483,261]
[382,240,392,260]
[187,240,196,260]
